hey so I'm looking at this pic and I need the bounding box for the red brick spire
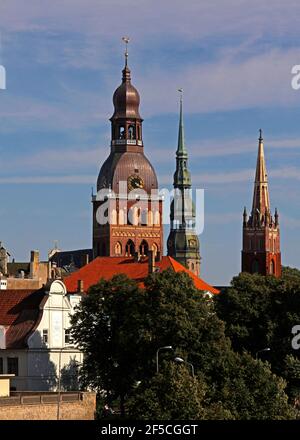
[241,130,281,277]
[251,129,270,218]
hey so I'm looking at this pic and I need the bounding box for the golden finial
[122,36,130,66]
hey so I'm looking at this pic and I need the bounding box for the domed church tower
[167,91,201,276]
[92,40,163,258]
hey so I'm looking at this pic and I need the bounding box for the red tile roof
[64,256,219,295]
[0,289,47,349]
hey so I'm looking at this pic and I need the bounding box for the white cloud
[205,212,240,225]
[270,167,300,180]
[1,0,300,42]
[136,48,300,116]
[0,175,94,184]
[151,136,300,163]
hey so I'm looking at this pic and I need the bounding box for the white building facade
[0,280,83,391]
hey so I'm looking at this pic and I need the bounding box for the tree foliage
[71,269,296,419]
[216,268,300,392]
[127,363,207,420]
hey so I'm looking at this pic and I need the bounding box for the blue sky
[0,0,300,285]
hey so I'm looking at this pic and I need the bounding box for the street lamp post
[156,346,173,373]
[255,348,271,360]
[174,356,195,378]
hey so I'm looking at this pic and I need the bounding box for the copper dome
[97,152,158,194]
[111,66,142,120]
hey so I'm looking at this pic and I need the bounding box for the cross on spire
[122,36,130,67]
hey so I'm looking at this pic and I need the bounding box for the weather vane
[178,88,183,101]
[122,36,130,65]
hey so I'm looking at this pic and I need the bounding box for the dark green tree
[127,362,207,420]
[213,352,295,419]
[70,274,148,416]
[71,269,295,419]
[216,269,300,392]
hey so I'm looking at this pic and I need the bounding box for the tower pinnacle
[122,36,130,67]
[173,90,191,187]
[252,128,270,217]
[176,88,188,157]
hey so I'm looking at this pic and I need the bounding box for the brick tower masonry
[242,130,281,277]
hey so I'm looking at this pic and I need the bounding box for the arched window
[128,206,139,226]
[119,209,125,225]
[269,238,272,251]
[115,242,122,256]
[125,240,135,257]
[141,210,148,225]
[251,259,259,273]
[148,211,153,226]
[151,243,158,257]
[139,240,149,256]
[154,211,160,225]
[270,260,275,275]
[111,209,117,225]
[137,208,141,225]
[101,243,106,256]
[191,262,195,271]
[273,238,276,253]
[119,125,125,139]
[128,125,136,140]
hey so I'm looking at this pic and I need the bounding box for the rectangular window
[7,357,18,376]
[65,329,72,345]
[42,329,48,344]
[0,357,3,374]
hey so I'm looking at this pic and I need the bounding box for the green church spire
[167,89,200,277]
[173,89,191,187]
[177,89,188,157]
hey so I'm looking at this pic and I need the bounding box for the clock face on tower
[128,175,144,191]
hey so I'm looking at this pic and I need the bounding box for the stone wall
[0,392,96,420]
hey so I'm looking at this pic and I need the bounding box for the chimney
[148,250,156,274]
[30,250,40,279]
[81,253,89,267]
[0,244,9,275]
[77,279,84,293]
